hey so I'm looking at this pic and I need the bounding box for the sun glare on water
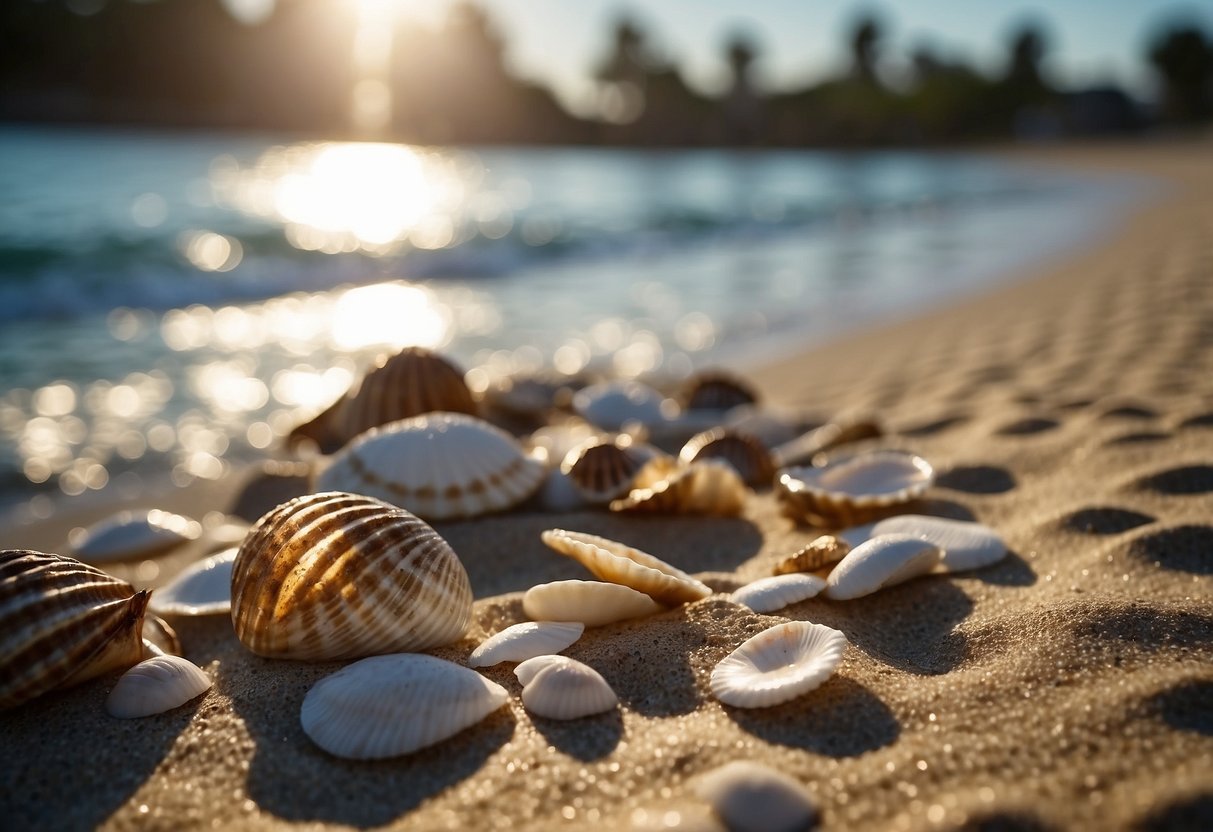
[331,283,450,351]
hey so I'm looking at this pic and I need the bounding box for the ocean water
[0,126,1143,510]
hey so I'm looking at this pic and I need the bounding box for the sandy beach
[2,139,1211,831]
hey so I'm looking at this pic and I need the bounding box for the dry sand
[2,139,1211,831]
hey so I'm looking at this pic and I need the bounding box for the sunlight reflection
[331,283,450,350]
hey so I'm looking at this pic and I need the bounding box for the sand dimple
[1061,506,1155,535]
[935,465,1017,494]
[1133,465,1213,495]
[995,416,1061,436]
[1125,525,1213,574]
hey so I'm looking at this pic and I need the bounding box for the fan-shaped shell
[541,530,711,606]
[824,533,942,600]
[69,510,201,564]
[1,550,150,710]
[679,370,759,412]
[561,434,664,504]
[776,450,934,527]
[106,655,211,719]
[315,412,546,521]
[680,428,776,488]
[693,761,817,832]
[523,580,666,627]
[230,492,472,661]
[468,621,585,668]
[149,548,237,617]
[711,621,847,709]
[514,655,618,720]
[572,380,670,431]
[840,515,1007,574]
[301,653,508,759]
[772,535,852,576]
[732,574,827,614]
[610,459,747,516]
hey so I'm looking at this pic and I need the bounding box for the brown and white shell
[560,434,665,504]
[230,492,473,661]
[540,529,711,606]
[679,428,776,488]
[314,412,546,521]
[1,550,150,710]
[775,450,934,527]
[678,370,759,412]
[610,459,747,516]
[772,535,852,576]
[770,417,884,468]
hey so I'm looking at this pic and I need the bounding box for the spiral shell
[1,550,150,710]
[230,492,473,661]
[561,434,665,504]
[679,428,776,488]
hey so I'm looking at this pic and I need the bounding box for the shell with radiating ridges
[1,550,150,710]
[731,574,827,614]
[679,370,759,412]
[515,655,618,720]
[106,655,212,719]
[468,621,585,668]
[680,428,776,488]
[230,492,472,661]
[315,412,546,521]
[541,529,711,606]
[693,761,817,832]
[561,434,664,504]
[150,547,237,617]
[824,533,942,600]
[69,510,201,564]
[773,535,852,576]
[711,621,848,709]
[610,459,747,516]
[776,450,934,527]
[301,653,508,759]
[770,417,884,468]
[523,580,666,627]
[839,515,1007,574]
[572,380,670,431]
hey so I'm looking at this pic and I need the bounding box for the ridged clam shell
[824,533,942,600]
[840,515,1008,574]
[732,574,827,614]
[1,550,150,710]
[711,621,847,709]
[679,370,759,412]
[315,412,546,521]
[679,428,776,488]
[106,655,211,719]
[149,548,237,617]
[468,621,585,668]
[610,459,747,516]
[541,529,711,606]
[776,450,934,527]
[770,417,884,468]
[772,535,852,576]
[301,653,508,759]
[693,761,817,832]
[514,655,618,719]
[69,510,201,563]
[230,492,472,661]
[523,580,665,627]
[572,380,670,431]
[561,434,664,504]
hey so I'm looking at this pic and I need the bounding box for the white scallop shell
[514,655,618,720]
[301,653,508,760]
[69,510,201,563]
[315,412,546,521]
[731,574,827,614]
[572,380,671,431]
[609,459,747,516]
[839,515,1007,574]
[711,621,847,709]
[523,580,665,627]
[106,655,211,719]
[824,533,942,600]
[468,621,585,668]
[693,761,817,832]
[540,529,711,606]
[776,450,934,526]
[149,547,236,617]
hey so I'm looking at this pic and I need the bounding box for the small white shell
[523,580,665,627]
[776,450,934,526]
[824,534,942,600]
[301,653,508,760]
[540,529,711,606]
[572,380,670,431]
[515,655,618,719]
[105,656,211,719]
[149,548,237,617]
[69,510,201,563]
[534,469,589,512]
[711,621,847,709]
[693,761,817,832]
[609,459,747,516]
[468,621,585,668]
[840,515,1007,573]
[731,574,827,614]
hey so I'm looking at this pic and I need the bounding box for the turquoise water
[0,126,1142,506]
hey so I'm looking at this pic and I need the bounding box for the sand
[2,139,1212,831]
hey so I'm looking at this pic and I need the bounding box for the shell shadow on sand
[1124,525,1213,575]
[1060,506,1155,535]
[1145,678,1213,737]
[1131,793,1213,832]
[936,465,1017,495]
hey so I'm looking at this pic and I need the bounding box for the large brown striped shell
[679,428,777,488]
[230,492,473,661]
[1,550,150,710]
[560,435,664,504]
[678,370,758,412]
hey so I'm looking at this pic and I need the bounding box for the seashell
[301,653,508,759]
[1,550,150,710]
[776,450,934,527]
[773,535,852,576]
[572,380,671,431]
[514,655,618,720]
[679,370,759,412]
[68,510,201,563]
[731,574,827,614]
[149,547,237,617]
[824,533,942,600]
[770,417,884,468]
[523,580,665,627]
[839,515,1007,574]
[535,469,589,512]
[679,427,776,488]
[482,370,583,420]
[315,412,546,521]
[524,419,599,468]
[711,621,847,709]
[230,492,472,661]
[141,614,181,659]
[693,761,817,832]
[725,404,819,449]
[468,621,585,668]
[541,529,711,606]
[561,434,664,504]
[610,459,747,516]
[288,347,478,452]
[106,655,211,719]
